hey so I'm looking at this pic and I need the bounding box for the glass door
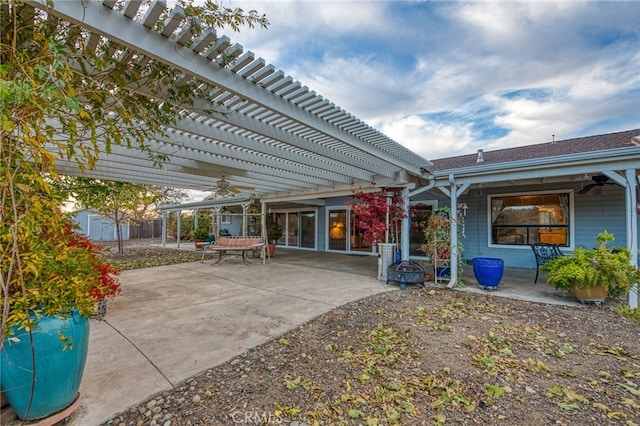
[328,210,347,251]
[299,211,316,248]
[286,212,298,247]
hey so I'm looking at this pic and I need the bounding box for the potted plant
[190,227,211,250]
[542,231,640,304]
[1,190,122,420]
[1,6,124,419]
[266,215,283,256]
[1,2,266,421]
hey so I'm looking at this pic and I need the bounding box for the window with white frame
[489,191,571,246]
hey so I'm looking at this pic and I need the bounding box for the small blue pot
[473,257,504,288]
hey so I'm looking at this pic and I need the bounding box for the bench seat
[201,236,265,265]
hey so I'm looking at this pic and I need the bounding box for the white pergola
[36,0,431,203]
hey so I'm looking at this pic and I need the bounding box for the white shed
[73,209,130,241]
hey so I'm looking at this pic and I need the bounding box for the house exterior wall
[265,178,636,269]
[573,187,627,245]
[443,183,636,270]
[219,215,241,236]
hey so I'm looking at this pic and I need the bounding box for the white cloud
[379,116,475,160]
[218,1,638,158]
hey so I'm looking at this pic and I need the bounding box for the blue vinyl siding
[413,183,637,270]
[572,187,627,248]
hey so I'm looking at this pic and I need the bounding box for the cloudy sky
[220,0,639,160]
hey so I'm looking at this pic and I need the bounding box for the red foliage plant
[64,225,122,301]
[346,189,407,246]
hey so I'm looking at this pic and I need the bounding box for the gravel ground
[96,241,640,426]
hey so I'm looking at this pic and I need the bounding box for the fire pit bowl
[387,261,426,290]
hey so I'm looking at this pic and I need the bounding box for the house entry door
[328,210,347,251]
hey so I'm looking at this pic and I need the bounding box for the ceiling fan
[211,174,255,197]
[577,175,617,195]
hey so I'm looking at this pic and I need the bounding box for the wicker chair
[530,243,564,283]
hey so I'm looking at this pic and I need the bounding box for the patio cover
[32,0,431,202]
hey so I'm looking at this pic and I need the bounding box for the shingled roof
[429,129,640,172]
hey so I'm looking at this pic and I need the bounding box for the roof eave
[430,147,640,179]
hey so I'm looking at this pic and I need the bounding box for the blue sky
[223,0,639,160]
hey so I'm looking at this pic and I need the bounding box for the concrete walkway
[74,251,389,425]
[3,249,580,425]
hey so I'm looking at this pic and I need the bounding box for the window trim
[487,189,575,249]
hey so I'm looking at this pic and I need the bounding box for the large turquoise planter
[0,310,89,420]
[472,257,504,289]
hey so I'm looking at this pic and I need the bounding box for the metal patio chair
[530,243,564,284]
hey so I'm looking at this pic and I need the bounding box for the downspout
[627,170,639,308]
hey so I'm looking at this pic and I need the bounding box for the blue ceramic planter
[436,266,451,278]
[1,310,89,420]
[473,257,504,289]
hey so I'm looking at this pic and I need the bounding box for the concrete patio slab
[2,248,583,426]
[72,254,388,425]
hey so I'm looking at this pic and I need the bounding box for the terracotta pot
[571,284,608,303]
[266,243,276,256]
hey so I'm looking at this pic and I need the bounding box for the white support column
[626,169,638,308]
[242,204,248,237]
[261,201,267,241]
[215,208,222,237]
[447,175,459,289]
[161,211,167,246]
[401,188,411,261]
[176,209,182,248]
[443,176,470,289]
